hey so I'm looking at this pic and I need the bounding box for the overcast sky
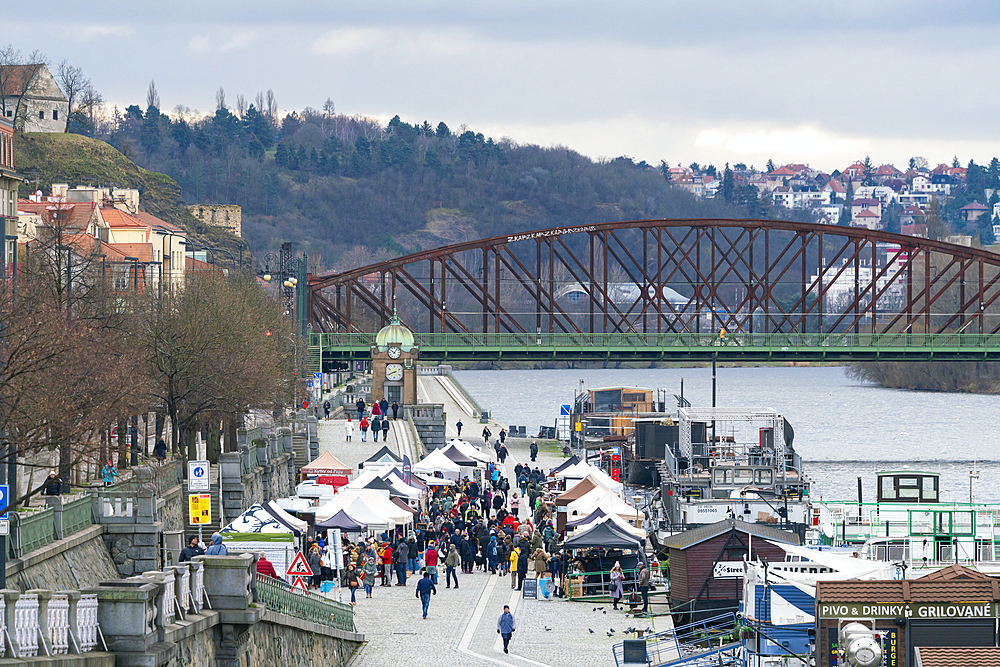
[8,1,1000,172]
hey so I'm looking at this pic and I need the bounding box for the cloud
[185,30,257,55]
[76,24,135,40]
[310,26,477,58]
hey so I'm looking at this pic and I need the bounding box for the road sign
[0,484,8,520]
[188,494,212,525]
[292,576,309,591]
[286,550,313,577]
[560,404,571,416]
[188,460,210,492]
[0,520,9,536]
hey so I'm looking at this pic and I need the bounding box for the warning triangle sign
[292,576,309,591]
[286,551,314,577]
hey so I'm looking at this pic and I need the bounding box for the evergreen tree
[862,156,875,186]
[659,160,671,183]
[766,159,776,173]
[721,164,735,203]
[274,143,289,167]
[436,122,450,138]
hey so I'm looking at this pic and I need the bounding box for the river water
[454,366,1000,503]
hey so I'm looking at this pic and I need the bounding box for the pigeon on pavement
[588,629,594,634]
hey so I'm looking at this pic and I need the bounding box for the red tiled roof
[769,166,798,176]
[855,209,879,217]
[105,243,152,263]
[17,199,98,230]
[914,647,1000,667]
[0,64,42,96]
[902,205,924,215]
[818,565,1000,604]
[101,208,147,229]
[852,198,880,205]
[186,256,214,272]
[961,201,988,211]
[136,211,182,232]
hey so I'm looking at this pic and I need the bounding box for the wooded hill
[101,104,807,272]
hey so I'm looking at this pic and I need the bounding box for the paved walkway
[317,381,664,666]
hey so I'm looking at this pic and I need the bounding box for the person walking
[179,536,204,562]
[425,541,439,584]
[487,534,499,574]
[323,399,331,419]
[509,545,520,588]
[395,538,409,585]
[371,415,381,442]
[392,401,399,419]
[516,545,528,590]
[102,461,118,486]
[532,547,548,579]
[499,428,506,445]
[154,438,167,462]
[372,400,381,418]
[356,398,366,421]
[637,562,651,615]
[256,551,279,579]
[445,543,460,588]
[381,417,390,442]
[360,416,369,442]
[345,418,354,442]
[499,443,508,464]
[363,556,377,598]
[346,563,360,605]
[529,441,538,462]
[380,542,393,586]
[610,561,624,610]
[307,544,323,589]
[456,419,463,437]
[482,425,492,442]
[415,572,437,619]
[511,493,520,518]
[379,397,389,418]
[497,605,517,654]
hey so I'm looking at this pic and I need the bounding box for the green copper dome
[375,310,415,352]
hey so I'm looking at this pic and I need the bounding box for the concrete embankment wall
[5,524,119,592]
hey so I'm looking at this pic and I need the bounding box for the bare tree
[215,86,226,111]
[265,88,277,120]
[255,91,265,115]
[0,45,46,129]
[235,93,247,119]
[146,80,160,110]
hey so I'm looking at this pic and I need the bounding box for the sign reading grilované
[818,601,1000,619]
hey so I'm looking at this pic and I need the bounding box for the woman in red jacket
[424,542,439,584]
[380,543,393,586]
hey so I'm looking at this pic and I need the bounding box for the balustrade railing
[61,494,93,537]
[48,594,69,655]
[77,594,99,652]
[16,507,55,556]
[254,573,355,633]
[15,593,39,657]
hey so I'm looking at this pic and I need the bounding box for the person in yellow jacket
[509,546,520,589]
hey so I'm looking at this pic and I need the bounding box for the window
[734,468,754,485]
[712,468,733,485]
[898,477,919,499]
[38,110,44,120]
[52,109,58,121]
[921,476,938,501]
[4,109,10,118]
[880,476,896,500]
[755,469,772,485]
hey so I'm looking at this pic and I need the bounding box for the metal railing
[15,507,54,556]
[612,612,739,667]
[255,573,355,633]
[61,494,93,537]
[314,331,1000,351]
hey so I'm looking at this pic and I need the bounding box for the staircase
[612,613,741,667]
[306,346,322,374]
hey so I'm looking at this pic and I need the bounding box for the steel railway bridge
[304,219,1000,367]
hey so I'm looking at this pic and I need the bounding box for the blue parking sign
[0,484,8,520]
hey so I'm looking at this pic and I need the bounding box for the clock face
[387,346,402,359]
[386,364,403,381]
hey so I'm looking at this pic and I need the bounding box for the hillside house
[852,209,881,230]
[0,63,68,133]
[959,201,988,223]
[899,204,924,226]
[851,197,881,219]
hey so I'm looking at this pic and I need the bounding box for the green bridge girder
[307,332,1000,371]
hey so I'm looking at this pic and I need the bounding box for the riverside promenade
[316,377,665,667]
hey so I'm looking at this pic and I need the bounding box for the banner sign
[403,455,412,486]
[818,601,1000,619]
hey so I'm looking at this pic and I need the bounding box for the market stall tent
[361,446,403,470]
[566,509,646,540]
[440,444,479,467]
[561,515,644,550]
[446,439,491,463]
[330,498,395,532]
[219,503,300,574]
[301,451,353,475]
[412,449,461,479]
[556,462,623,494]
[568,486,640,524]
[315,509,368,532]
[314,488,412,526]
[549,455,581,476]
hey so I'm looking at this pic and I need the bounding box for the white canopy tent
[412,449,461,480]
[314,488,413,526]
[267,501,308,532]
[567,512,646,540]
[335,498,396,532]
[446,439,492,463]
[348,465,424,500]
[556,462,623,495]
[568,486,640,524]
[219,503,299,574]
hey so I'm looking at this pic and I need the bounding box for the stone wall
[404,404,446,451]
[5,525,119,592]
[158,484,185,533]
[219,451,293,527]
[188,204,242,237]
[242,612,360,667]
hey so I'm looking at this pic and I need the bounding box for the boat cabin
[877,470,939,503]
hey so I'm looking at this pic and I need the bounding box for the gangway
[611,613,740,667]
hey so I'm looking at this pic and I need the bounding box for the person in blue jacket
[415,572,437,619]
[497,605,516,653]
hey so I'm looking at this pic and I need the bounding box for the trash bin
[539,576,552,599]
[480,411,490,424]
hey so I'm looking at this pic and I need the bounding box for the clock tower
[371,310,418,406]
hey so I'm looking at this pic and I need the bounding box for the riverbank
[444,360,845,370]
